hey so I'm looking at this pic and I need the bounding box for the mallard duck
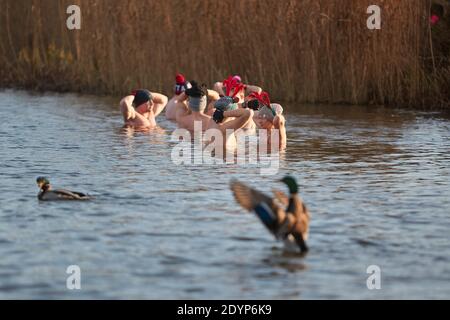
[230,176,310,253]
[36,177,92,201]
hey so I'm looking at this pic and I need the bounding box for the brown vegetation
[0,0,448,108]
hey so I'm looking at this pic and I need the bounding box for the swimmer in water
[249,92,287,150]
[213,75,262,103]
[210,76,261,132]
[206,96,254,154]
[165,74,192,121]
[175,81,220,132]
[120,89,168,129]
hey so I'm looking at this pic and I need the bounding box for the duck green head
[36,177,50,189]
[281,176,298,194]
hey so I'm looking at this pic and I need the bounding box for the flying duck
[230,176,310,253]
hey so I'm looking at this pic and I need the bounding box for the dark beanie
[185,81,208,98]
[132,89,153,107]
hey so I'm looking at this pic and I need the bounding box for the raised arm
[175,93,190,123]
[274,115,287,150]
[213,82,226,96]
[120,95,137,122]
[207,89,220,102]
[151,92,169,117]
[245,84,262,95]
[222,108,254,131]
[206,89,221,116]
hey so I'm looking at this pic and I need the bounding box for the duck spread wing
[230,179,273,211]
[230,180,287,235]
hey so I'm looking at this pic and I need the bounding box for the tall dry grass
[0,0,448,108]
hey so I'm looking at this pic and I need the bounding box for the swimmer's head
[185,81,207,98]
[174,74,192,95]
[214,96,239,112]
[186,81,208,113]
[132,89,154,113]
[189,96,207,113]
[255,105,276,129]
[223,76,245,102]
[176,74,185,85]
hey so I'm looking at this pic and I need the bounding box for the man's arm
[213,82,226,96]
[120,95,136,122]
[151,92,169,117]
[222,109,254,131]
[274,115,287,150]
[207,89,220,102]
[245,84,262,95]
[175,93,190,124]
[206,89,220,115]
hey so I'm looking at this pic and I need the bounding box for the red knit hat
[176,74,186,85]
[223,76,245,98]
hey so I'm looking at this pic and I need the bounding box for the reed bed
[0,0,448,108]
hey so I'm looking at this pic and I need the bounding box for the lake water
[0,89,449,299]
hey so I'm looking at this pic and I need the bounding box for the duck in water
[36,177,92,201]
[230,176,310,254]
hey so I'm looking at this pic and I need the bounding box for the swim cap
[132,89,153,107]
[214,96,238,112]
[189,96,207,112]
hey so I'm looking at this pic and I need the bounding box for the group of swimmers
[120,74,287,151]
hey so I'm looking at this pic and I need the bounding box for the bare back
[166,95,185,121]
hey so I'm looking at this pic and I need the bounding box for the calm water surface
[0,90,449,299]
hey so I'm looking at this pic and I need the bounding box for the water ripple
[0,91,449,299]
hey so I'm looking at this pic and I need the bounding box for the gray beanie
[214,96,238,111]
[189,96,207,112]
[256,105,276,122]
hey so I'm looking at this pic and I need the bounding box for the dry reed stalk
[0,0,448,108]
